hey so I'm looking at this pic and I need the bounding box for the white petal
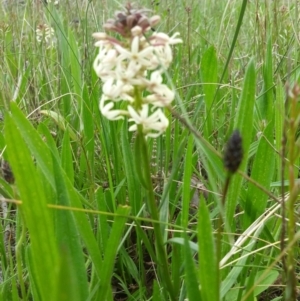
[99,95,127,120]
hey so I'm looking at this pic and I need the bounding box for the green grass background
[0,0,299,300]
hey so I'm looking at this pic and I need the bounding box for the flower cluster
[93,3,182,138]
[36,24,56,49]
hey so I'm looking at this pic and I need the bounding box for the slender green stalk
[217,172,231,290]
[280,88,289,278]
[136,128,176,301]
[285,86,298,301]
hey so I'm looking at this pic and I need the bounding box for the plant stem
[285,86,297,301]
[137,129,176,301]
[217,174,231,280]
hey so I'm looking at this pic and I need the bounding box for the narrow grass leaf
[61,130,74,184]
[274,79,284,179]
[68,28,82,100]
[182,135,193,229]
[82,84,95,179]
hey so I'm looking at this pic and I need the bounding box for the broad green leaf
[4,114,59,301]
[40,110,78,141]
[198,197,219,301]
[121,124,141,214]
[184,234,202,301]
[37,123,60,161]
[98,205,131,300]
[50,8,72,118]
[256,37,274,122]
[9,103,103,279]
[26,247,41,301]
[53,247,82,301]
[152,280,162,301]
[52,153,88,300]
[225,270,279,300]
[244,122,275,227]
[201,46,218,138]
[221,226,263,298]
[226,60,256,225]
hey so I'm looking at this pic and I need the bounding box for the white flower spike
[93,3,182,137]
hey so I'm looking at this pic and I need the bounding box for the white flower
[45,0,59,4]
[144,87,175,107]
[128,104,169,138]
[142,70,163,88]
[99,95,128,120]
[149,32,182,69]
[131,26,143,36]
[93,45,118,80]
[102,79,134,102]
[150,32,182,46]
[153,45,173,68]
[36,24,56,49]
[115,64,144,86]
[115,36,154,71]
[92,9,182,138]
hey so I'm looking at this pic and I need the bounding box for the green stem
[137,128,176,301]
[217,173,231,284]
[285,90,297,301]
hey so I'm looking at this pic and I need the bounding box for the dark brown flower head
[103,2,160,38]
[224,130,243,173]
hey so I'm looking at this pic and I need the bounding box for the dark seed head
[223,130,243,173]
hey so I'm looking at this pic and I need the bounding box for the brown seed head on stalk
[224,130,243,173]
[103,2,160,37]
